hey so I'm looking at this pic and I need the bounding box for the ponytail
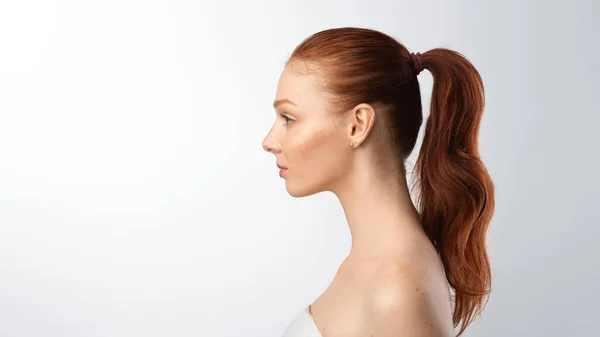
[413,48,495,336]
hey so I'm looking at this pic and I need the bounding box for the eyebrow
[273,98,298,109]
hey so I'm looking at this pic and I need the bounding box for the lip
[277,164,287,170]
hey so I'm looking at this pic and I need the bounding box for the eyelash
[280,113,293,126]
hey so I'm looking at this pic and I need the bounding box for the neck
[330,159,424,260]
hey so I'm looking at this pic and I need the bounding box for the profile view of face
[262,61,352,197]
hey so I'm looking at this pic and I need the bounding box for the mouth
[277,164,288,178]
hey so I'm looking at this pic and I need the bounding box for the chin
[285,180,322,198]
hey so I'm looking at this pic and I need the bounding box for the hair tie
[410,52,424,75]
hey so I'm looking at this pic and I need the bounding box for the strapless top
[281,305,323,337]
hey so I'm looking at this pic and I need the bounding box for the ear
[347,103,376,147]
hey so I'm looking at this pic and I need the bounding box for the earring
[350,141,356,147]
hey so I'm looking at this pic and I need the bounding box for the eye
[280,113,294,126]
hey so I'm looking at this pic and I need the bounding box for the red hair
[287,27,495,336]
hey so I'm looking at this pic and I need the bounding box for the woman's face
[262,61,352,197]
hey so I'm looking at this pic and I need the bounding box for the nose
[262,127,281,154]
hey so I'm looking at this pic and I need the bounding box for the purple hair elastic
[410,52,424,75]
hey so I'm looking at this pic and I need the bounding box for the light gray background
[0,0,598,336]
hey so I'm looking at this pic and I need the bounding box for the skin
[262,60,455,336]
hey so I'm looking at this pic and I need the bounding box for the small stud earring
[351,141,356,147]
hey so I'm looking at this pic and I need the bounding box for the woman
[262,27,495,337]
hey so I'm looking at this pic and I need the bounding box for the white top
[281,305,323,337]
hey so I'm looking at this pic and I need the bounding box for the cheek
[291,128,337,165]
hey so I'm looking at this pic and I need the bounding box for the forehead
[275,61,326,109]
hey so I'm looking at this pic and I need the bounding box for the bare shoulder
[363,260,454,337]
